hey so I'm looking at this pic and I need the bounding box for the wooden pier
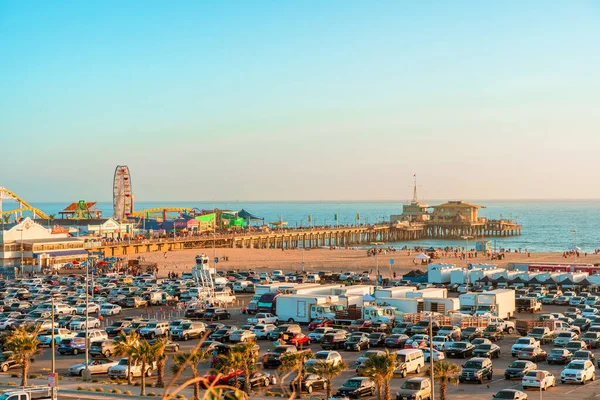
[94,218,521,257]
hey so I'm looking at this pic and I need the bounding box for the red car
[201,369,244,388]
[348,319,373,332]
[289,333,311,348]
[308,319,333,331]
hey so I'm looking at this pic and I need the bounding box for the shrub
[124,390,132,395]
[88,388,96,392]
[114,389,123,394]
[92,379,98,383]
[28,374,42,379]
[77,386,85,391]
[176,395,186,399]
[147,392,157,397]
[96,387,104,393]
[134,382,141,386]
[6,382,16,386]
[10,374,18,378]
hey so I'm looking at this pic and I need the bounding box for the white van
[305,274,321,283]
[395,349,425,378]
[233,281,252,293]
[272,270,283,278]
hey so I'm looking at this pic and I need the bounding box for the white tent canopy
[414,252,430,260]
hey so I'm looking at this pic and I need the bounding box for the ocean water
[12,200,600,252]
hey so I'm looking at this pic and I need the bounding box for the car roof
[407,377,429,382]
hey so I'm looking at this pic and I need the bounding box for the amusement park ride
[0,186,50,221]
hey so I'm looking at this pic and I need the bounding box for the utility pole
[51,295,57,399]
[461,235,474,290]
[429,315,435,400]
[82,257,91,381]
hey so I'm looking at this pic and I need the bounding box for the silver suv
[139,321,170,339]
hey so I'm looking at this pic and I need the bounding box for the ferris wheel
[113,165,133,219]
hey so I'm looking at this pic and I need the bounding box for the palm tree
[130,339,155,396]
[114,331,140,385]
[230,343,258,393]
[216,349,246,389]
[152,338,168,388]
[279,351,313,397]
[361,351,397,400]
[4,325,42,386]
[171,349,210,400]
[306,360,347,399]
[427,361,461,400]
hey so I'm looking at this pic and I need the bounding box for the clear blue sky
[1,1,599,202]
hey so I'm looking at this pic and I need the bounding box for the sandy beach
[141,247,600,278]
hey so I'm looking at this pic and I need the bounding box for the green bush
[147,392,157,397]
[134,382,141,386]
[176,395,186,399]
[88,388,96,392]
[77,386,85,391]
[10,374,18,378]
[124,390,132,395]
[96,387,104,393]
[6,382,16,387]
[28,374,42,379]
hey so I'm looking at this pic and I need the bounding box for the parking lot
[3,290,595,400]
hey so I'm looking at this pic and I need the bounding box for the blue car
[37,328,75,347]
[58,338,86,355]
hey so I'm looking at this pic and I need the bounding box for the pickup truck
[482,325,504,342]
[516,319,569,337]
[487,317,516,334]
[247,313,279,325]
[516,298,543,313]
[0,387,57,400]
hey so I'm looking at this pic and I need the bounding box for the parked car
[504,360,537,380]
[37,328,75,346]
[458,357,494,384]
[171,322,206,341]
[105,321,131,337]
[229,329,257,343]
[565,340,587,353]
[291,373,328,394]
[139,321,170,339]
[89,339,117,358]
[99,303,122,316]
[473,343,501,359]
[547,348,573,365]
[446,342,475,359]
[108,357,156,379]
[560,360,596,384]
[262,345,300,368]
[229,371,271,389]
[517,346,547,362]
[254,324,277,340]
[344,333,370,351]
[209,326,239,343]
[367,332,387,347]
[204,308,231,321]
[305,351,343,369]
[58,337,87,355]
[335,377,376,398]
[68,358,119,376]
[521,369,556,390]
[554,331,578,347]
[493,389,528,400]
[384,334,409,348]
[0,351,20,372]
[511,338,540,357]
[395,377,432,400]
[247,313,278,325]
[461,327,483,341]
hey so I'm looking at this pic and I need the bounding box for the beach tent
[414,253,430,260]
[478,276,493,284]
[238,209,264,225]
[426,247,436,252]
[363,293,376,302]
[493,276,508,284]
[510,277,526,284]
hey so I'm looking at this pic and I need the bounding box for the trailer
[337,294,364,308]
[475,289,516,319]
[428,266,461,284]
[423,298,459,314]
[471,268,505,283]
[275,294,338,323]
[332,285,375,297]
[375,297,423,314]
[406,288,448,299]
[374,286,416,299]
[515,319,570,336]
[451,269,468,285]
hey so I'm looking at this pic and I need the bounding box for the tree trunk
[383,380,391,400]
[21,359,29,387]
[243,363,251,393]
[140,361,146,397]
[127,359,133,385]
[194,381,201,400]
[296,363,303,398]
[156,358,165,388]
[326,379,332,399]
[439,382,447,400]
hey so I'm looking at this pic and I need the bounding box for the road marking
[565,380,600,394]
[490,378,506,384]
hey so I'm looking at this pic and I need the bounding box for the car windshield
[215,329,228,334]
[464,361,482,369]
[316,353,329,359]
[273,347,289,354]
[558,332,572,337]
[453,343,467,349]
[573,351,589,358]
[464,327,476,332]
[478,345,492,350]
[118,359,129,365]
[509,361,528,369]
[181,323,193,329]
[402,381,421,390]
[516,338,531,344]
[531,328,544,334]
[314,328,328,333]
[567,362,585,370]
[344,380,362,388]
[551,349,564,355]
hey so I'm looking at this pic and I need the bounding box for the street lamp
[82,256,92,381]
[461,236,474,290]
[370,242,384,283]
[51,294,58,399]
[571,229,577,265]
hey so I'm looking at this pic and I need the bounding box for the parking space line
[490,378,505,384]
[565,380,600,394]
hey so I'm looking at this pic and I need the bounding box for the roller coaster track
[0,186,50,220]
[131,207,193,218]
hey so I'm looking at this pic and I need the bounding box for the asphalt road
[6,297,600,400]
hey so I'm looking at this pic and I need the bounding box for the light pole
[571,229,577,265]
[370,242,384,283]
[461,236,474,290]
[82,257,91,381]
[429,315,435,400]
[51,295,57,399]
[301,247,305,273]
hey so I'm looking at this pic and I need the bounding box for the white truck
[0,387,57,400]
[406,288,448,299]
[475,289,516,319]
[363,305,397,324]
[374,286,416,299]
[459,293,479,314]
[275,295,338,323]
